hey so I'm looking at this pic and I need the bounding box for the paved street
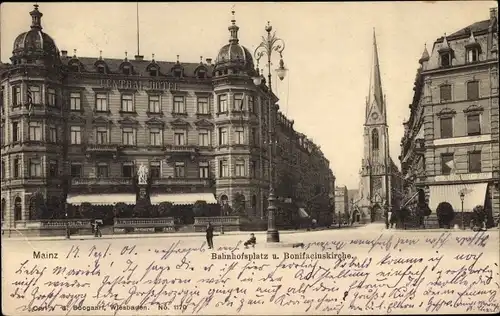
[2,223,500,315]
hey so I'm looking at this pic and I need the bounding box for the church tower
[357,29,392,222]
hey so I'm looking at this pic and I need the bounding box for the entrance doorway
[370,204,384,222]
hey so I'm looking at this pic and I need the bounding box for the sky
[1,1,496,189]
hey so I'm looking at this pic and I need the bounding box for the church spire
[366,28,385,119]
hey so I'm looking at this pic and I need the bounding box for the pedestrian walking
[93,220,102,238]
[206,222,214,249]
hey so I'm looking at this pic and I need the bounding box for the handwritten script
[2,230,499,315]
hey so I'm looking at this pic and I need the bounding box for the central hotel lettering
[99,79,178,91]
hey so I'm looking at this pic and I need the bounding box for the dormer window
[440,52,451,67]
[197,69,206,79]
[70,64,80,72]
[150,68,158,77]
[123,66,131,75]
[97,65,106,74]
[466,48,479,63]
[174,69,182,78]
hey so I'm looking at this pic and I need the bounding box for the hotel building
[0,5,335,230]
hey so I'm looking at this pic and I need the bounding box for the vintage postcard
[1,1,499,315]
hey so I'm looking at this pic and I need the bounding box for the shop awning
[298,208,309,218]
[67,194,136,206]
[150,193,217,205]
[428,183,488,211]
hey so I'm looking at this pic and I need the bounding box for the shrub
[471,205,486,229]
[157,202,174,217]
[436,202,455,228]
[193,200,209,217]
[114,202,131,218]
[80,202,94,219]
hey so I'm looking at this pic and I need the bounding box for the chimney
[135,55,144,61]
[206,58,212,66]
[490,7,498,20]
[61,50,68,58]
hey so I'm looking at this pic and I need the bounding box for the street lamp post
[65,202,70,239]
[460,191,465,230]
[253,21,287,243]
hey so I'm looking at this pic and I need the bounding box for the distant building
[334,186,349,222]
[0,5,335,230]
[355,30,403,223]
[399,7,498,227]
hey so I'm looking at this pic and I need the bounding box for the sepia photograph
[1,1,499,315]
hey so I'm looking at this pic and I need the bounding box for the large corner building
[0,5,335,229]
[400,7,499,227]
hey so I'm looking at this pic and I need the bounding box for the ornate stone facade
[400,7,499,227]
[0,5,335,228]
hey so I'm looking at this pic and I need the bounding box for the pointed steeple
[419,43,430,64]
[366,28,385,118]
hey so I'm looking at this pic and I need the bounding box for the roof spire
[99,50,102,60]
[30,4,43,30]
[366,28,385,118]
[228,9,240,44]
[419,43,430,64]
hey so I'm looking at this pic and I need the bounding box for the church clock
[371,112,379,120]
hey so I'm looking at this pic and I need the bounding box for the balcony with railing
[85,143,120,158]
[152,177,213,187]
[164,145,199,161]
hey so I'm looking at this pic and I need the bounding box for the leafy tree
[29,191,46,220]
[80,202,94,219]
[193,200,209,217]
[231,193,247,216]
[133,198,151,218]
[157,202,174,217]
[436,202,455,229]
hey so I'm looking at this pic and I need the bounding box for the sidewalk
[2,229,303,242]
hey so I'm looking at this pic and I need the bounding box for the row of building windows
[1,159,260,179]
[441,151,482,174]
[439,80,480,102]
[7,123,260,147]
[10,86,59,107]
[439,113,481,139]
[5,86,258,115]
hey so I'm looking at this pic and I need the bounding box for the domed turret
[214,11,255,75]
[11,4,60,65]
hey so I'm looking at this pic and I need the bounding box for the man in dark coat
[206,222,214,249]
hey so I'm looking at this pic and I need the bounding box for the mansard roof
[61,56,215,78]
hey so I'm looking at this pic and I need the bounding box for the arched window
[372,129,379,151]
[1,198,5,222]
[14,197,22,221]
[251,195,257,217]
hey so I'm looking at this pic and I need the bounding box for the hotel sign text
[100,79,178,91]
